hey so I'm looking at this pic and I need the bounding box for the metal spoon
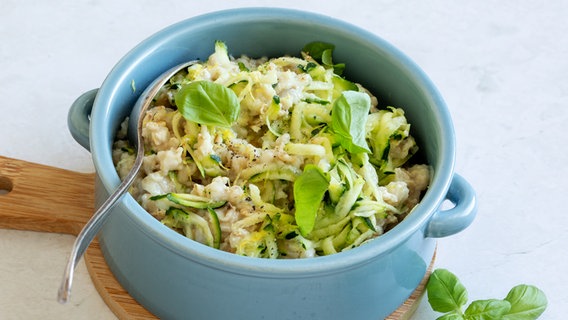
[58,60,198,303]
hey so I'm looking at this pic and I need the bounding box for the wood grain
[0,156,94,235]
[0,155,432,319]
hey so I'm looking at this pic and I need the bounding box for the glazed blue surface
[68,7,476,319]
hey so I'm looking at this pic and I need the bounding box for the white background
[1,1,566,319]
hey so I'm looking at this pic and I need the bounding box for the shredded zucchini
[113,41,431,259]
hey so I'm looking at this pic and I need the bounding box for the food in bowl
[112,41,430,258]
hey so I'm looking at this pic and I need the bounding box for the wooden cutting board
[0,155,433,320]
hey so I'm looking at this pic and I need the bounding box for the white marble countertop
[1,1,565,319]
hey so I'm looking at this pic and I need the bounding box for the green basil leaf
[502,285,548,320]
[321,49,345,75]
[331,91,371,154]
[302,42,345,75]
[294,165,330,235]
[463,299,511,320]
[321,49,333,67]
[174,80,240,127]
[427,269,469,313]
[302,41,335,63]
[437,313,465,320]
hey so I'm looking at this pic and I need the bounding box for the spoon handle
[57,154,143,303]
[58,60,198,304]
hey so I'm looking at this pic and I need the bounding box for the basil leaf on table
[503,285,548,320]
[464,299,511,319]
[426,268,548,320]
[175,80,240,127]
[293,165,330,236]
[331,91,371,154]
[427,269,469,313]
[437,314,465,320]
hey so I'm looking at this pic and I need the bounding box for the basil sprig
[175,80,240,127]
[427,269,547,319]
[331,91,371,154]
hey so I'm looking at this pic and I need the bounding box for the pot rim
[90,7,455,276]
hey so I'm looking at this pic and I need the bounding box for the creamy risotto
[113,41,430,258]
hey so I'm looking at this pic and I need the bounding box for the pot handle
[67,88,99,151]
[425,173,477,238]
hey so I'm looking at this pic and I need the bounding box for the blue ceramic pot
[68,8,476,320]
